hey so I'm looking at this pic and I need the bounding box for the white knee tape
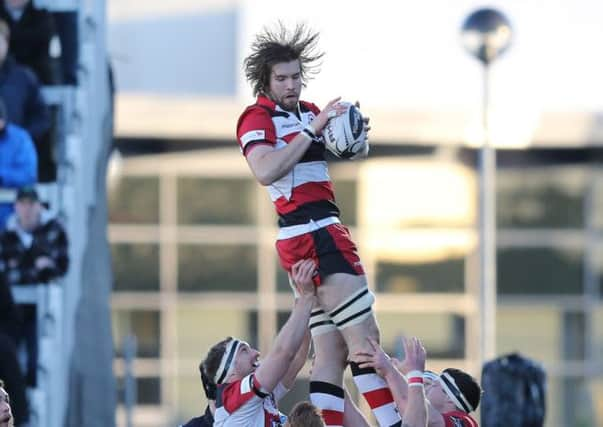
[329,287,375,329]
[309,308,337,337]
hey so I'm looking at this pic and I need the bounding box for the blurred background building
[105,0,603,426]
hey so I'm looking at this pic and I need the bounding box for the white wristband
[407,370,423,379]
[408,383,425,388]
[299,130,313,142]
[305,124,317,137]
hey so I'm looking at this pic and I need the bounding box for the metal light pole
[461,9,512,364]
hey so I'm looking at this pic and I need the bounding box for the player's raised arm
[254,259,317,392]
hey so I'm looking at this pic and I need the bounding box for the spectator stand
[43,1,114,427]
[7,0,112,426]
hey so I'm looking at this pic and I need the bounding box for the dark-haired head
[198,362,217,400]
[243,22,324,97]
[441,368,481,412]
[201,337,234,386]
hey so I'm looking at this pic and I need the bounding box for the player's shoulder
[218,375,261,414]
[237,100,275,130]
[220,374,257,399]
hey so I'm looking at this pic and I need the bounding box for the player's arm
[254,260,317,392]
[246,139,312,185]
[245,97,345,185]
[399,337,428,427]
[355,338,410,410]
[391,337,443,427]
[281,329,311,389]
[355,339,445,427]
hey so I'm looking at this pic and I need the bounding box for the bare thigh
[311,329,348,385]
[317,273,381,359]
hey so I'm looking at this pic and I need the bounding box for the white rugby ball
[322,102,367,159]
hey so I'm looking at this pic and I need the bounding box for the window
[594,177,603,230]
[175,307,257,360]
[332,179,357,226]
[117,376,161,405]
[276,262,291,292]
[561,311,586,361]
[378,312,465,359]
[175,374,208,422]
[376,257,465,293]
[497,167,585,228]
[178,244,257,291]
[594,307,603,363]
[597,245,603,297]
[497,248,583,294]
[362,161,475,229]
[112,244,160,291]
[177,177,256,225]
[590,377,603,427]
[112,309,160,358]
[557,377,595,426]
[497,307,561,364]
[109,176,159,223]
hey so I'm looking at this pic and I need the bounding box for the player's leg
[285,275,348,427]
[312,224,400,426]
[278,236,349,427]
[318,273,401,427]
[309,322,348,427]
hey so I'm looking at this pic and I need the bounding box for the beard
[267,91,299,112]
[279,95,298,111]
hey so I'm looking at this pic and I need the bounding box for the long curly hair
[244,22,324,97]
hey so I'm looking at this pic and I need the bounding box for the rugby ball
[322,102,367,159]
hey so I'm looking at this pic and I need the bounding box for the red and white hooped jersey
[442,410,479,427]
[236,95,341,229]
[214,374,288,427]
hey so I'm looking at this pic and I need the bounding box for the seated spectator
[0,0,61,85]
[0,98,37,229]
[0,186,68,386]
[0,273,28,427]
[0,186,68,285]
[0,18,52,181]
[0,18,49,140]
[285,402,325,427]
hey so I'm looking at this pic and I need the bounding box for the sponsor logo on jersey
[241,130,266,147]
[281,122,301,129]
